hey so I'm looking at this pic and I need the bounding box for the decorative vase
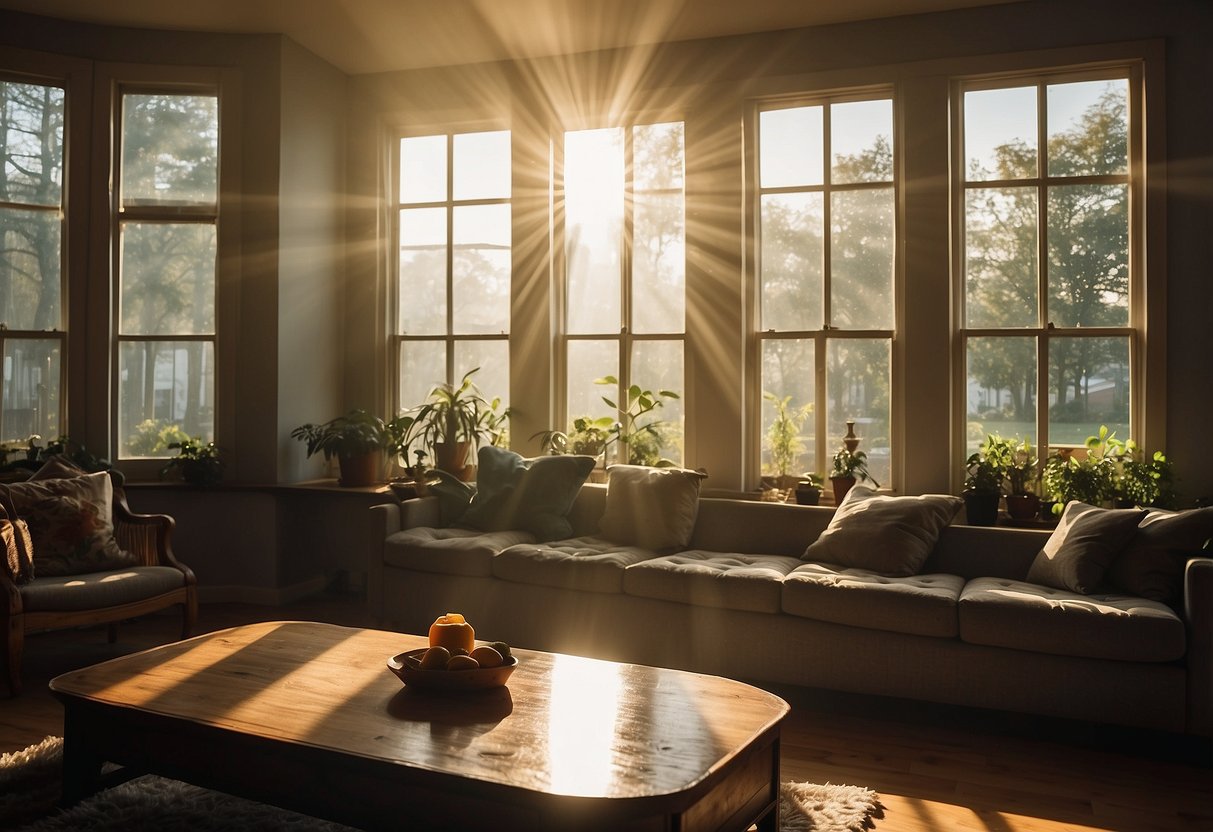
[963,489,1000,526]
[831,476,856,505]
[843,420,859,453]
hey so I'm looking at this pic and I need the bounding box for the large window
[756,96,895,487]
[115,90,219,458]
[959,71,1136,455]
[0,77,65,444]
[395,130,511,421]
[562,122,685,466]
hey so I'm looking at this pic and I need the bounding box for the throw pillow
[1025,501,1147,594]
[0,470,137,576]
[801,486,963,577]
[598,464,707,551]
[458,446,596,541]
[0,494,34,585]
[29,455,90,481]
[1108,507,1213,604]
[427,469,477,527]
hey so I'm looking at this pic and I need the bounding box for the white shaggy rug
[2,737,884,831]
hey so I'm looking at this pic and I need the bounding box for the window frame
[951,62,1147,476]
[749,88,900,493]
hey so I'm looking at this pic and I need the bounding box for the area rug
[2,737,883,831]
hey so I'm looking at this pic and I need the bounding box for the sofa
[368,465,1212,738]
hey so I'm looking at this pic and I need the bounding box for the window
[0,77,65,443]
[561,122,686,466]
[115,90,219,458]
[959,72,1136,454]
[395,130,511,422]
[756,96,895,486]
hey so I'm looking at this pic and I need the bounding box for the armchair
[2,486,196,695]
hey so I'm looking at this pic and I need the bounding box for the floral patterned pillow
[1,471,137,576]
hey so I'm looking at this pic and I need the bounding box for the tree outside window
[962,75,1133,455]
[0,79,65,444]
[757,97,895,487]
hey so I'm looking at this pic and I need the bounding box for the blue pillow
[458,446,595,541]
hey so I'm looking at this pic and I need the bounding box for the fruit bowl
[387,648,518,693]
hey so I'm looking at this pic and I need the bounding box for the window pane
[120,222,216,335]
[566,340,617,425]
[964,187,1038,328]
[398,340,445,412]
[964,86,1036,181]
[398,207,447,335]
[633,190,685,334]
[1048,79,1128,177]
[400,135,446,203]
[1047,184,1128,327]
[118,341,215,456]
[760,193,823,331]
[1,338,60,443]
[630,340,683,465]
[831,188,894,329]
[1,80,64,206]
[1048,336,1129,446]
[966,336,1037,455]
[634,122,684,191]
[565,128,623,333]
[761,339,815,478]
[455,340,509,410]
[122,94,217,206]
[0,208,62,329]
[827,339,890,486]
[453,130,510,200]
[759,106,823,188]
[453,204,510,334]
[831,99,893,184]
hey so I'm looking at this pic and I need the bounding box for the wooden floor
[2,590,1209,832]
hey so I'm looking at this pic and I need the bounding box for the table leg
[59,709,106,806]
[756,739,781,832]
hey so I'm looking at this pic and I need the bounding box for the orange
[418,646,450,669]
[428,612,475,653]
[446,654,479,671]
[469,645,503,668]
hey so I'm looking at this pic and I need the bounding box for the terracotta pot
[1005,493,1041,521]
[338,451,381,487]
[433,441,472,479]
[830,476,855,505]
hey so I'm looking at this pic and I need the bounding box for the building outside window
[0,77,65,445]
[959,71,1136,455]
[395,129,511,430]
[115,90,219,458]
[562,121,686,466]
[755,96,896,487]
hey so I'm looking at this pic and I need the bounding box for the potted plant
[1002,437,1040,521]
[795,472,823,506]
[963,434,1012,526]
[762,392,812,491]
[397,368,496,480]
[1106,436,1174,509]
[597,376,680,466]
[291,409,388,487]
[534,415,616,458]
[160,437,224,486]
[829,448,879,504]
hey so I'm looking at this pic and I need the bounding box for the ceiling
[0,0,1022,75]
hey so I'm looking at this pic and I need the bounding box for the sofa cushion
[599,465,707,550]
[622,551,802,613]
[383,527,535,577]
[958,577,1185,663]
[20,566,186,612]
[492,536,660,593]
[1026,502,1147,594]
[1,471,137,577]
[801,486,963,577]
[783,562,965,638]
[457,447,598,541]
[1107,507,1213,605]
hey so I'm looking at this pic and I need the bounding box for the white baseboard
[197,574,331,606]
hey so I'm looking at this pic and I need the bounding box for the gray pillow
[1026,501,1147,594]
[1108,507,1213,604]
[801,486,962,577]
[598,465,707,551]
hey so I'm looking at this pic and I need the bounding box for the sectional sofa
[369,471,1212,737]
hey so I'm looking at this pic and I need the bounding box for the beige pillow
[1108,507,1213,604]
[1,471,136,576]
[598,465,707,550]
[801,486,962,577]
[1026,501,1147,594]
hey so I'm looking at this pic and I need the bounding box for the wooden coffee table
[51,621,789,831]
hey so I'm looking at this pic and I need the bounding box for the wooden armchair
[1,487,196,695]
